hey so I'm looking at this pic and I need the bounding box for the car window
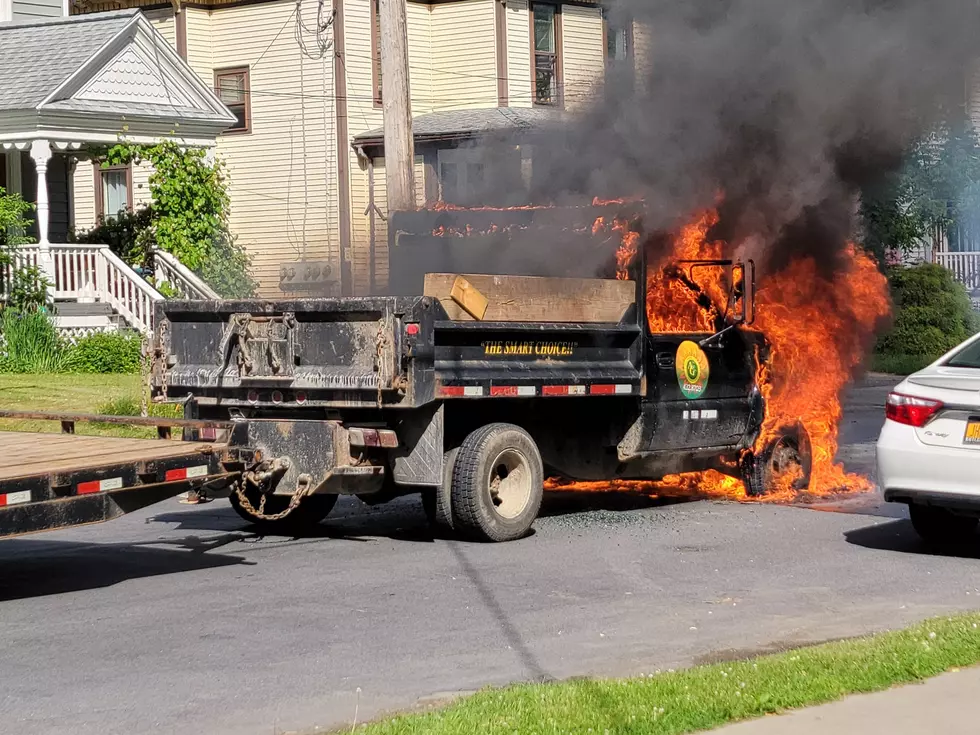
[946,337,980,369]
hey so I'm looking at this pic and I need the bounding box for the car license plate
[965,420,980,445]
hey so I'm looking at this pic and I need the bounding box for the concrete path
[714,668,980,734]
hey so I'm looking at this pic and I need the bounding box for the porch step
[54,302,113,317]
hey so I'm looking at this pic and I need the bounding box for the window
[94,163,132,220]
[371,0,382,106]
[215,67,250,133]
[437,149,488,206]
[531,3,561,106]
[946,337,980,369]
[605,11,631,63]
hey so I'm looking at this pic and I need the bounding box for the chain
[374,314,390,408]
[232,473,316,522]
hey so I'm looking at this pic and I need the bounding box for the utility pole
[379,0,415,212]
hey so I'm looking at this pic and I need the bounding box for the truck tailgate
[155,298,413,396]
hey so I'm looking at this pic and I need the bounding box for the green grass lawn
[355,613,980,735]
[0,373,177,438]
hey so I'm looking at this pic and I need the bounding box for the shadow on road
[147,491,691,542]
[0,533,252,601]
[844,519,980,560]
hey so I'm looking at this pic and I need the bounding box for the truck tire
[422,447,459,531]
[450,424,543,543]
[909,505,978,544]
[742,424,812,498]
[229,489,337,534]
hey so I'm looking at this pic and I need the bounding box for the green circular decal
[675,340,710,399]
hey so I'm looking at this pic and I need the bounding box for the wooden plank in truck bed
[0,432,218,481]
[423,273,636,323]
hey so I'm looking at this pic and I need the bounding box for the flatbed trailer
[0,414,239,538]
[0,204,812,542]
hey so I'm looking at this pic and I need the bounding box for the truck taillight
[348,427,399,448]
[405,323,420,336]
[885,392,943,427]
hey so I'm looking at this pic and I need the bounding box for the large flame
[551,206,890,503]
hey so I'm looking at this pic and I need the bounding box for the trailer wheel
[742,424,812,498]
[451,424,543,542]
[229,489,337,533]
[422,447,459,530]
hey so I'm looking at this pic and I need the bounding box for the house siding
[184,7,213,78]
[430,0,497,110]
[561,3,603,110]
[71,163,96,233]
[11,0,62,21]
[350,154,424,294]
[204,0,340,296]
[505,0,532,107]
[142,6,175,46]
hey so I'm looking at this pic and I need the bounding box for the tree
[861,120,980,259]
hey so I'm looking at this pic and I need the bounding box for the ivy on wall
[102,140,257,298]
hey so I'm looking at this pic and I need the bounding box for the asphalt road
[4,374,980,735]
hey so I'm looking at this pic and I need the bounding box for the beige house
[67,0,632,296]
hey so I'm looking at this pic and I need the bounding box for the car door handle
[656,352,674,369]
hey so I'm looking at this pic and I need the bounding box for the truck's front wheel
[229,488,337,534]
[451,424,543,542]
[742,424,812,498]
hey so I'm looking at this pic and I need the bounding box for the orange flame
[556,207,890,503]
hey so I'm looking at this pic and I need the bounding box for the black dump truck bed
[154,272,643,411]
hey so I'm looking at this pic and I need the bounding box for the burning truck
[0,200,888,543]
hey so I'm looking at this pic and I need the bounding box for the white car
[876,330,980,543]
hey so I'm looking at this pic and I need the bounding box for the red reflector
[165,468,188,481]
[295,392,307,404]
[272,390,283,404]
[199,428,217,441]
[885,392,944,428]
[590,384,617,395]
[491,386,519,397]
[247,390,259,404]
[439,386,465,397]
[542,386,566,396]
[405,323,420,336]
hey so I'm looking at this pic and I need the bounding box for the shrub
[68,331,144,374]
[875,263,980,371]
[0,309,73,373]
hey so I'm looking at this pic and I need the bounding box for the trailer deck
[0,414,240,539]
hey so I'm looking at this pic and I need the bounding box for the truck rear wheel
[742,425,812,498]
[229,488,337,534]
[450,424,543,542]
[422,447,459,530]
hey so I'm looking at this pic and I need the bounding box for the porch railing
[5,244,163,334]
[152,248,220,300]
[934,251,980,292]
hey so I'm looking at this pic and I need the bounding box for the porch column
[29,140,55,292]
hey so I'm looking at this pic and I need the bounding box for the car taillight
[885,392,944,427]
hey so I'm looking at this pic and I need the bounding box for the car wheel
[450,424,543,543]
[909,504,978,544]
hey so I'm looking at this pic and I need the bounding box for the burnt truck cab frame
[149,221,808,543]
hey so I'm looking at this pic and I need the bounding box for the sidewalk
[713,667,980,734]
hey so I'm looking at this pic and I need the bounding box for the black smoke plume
[523,0,980,271]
